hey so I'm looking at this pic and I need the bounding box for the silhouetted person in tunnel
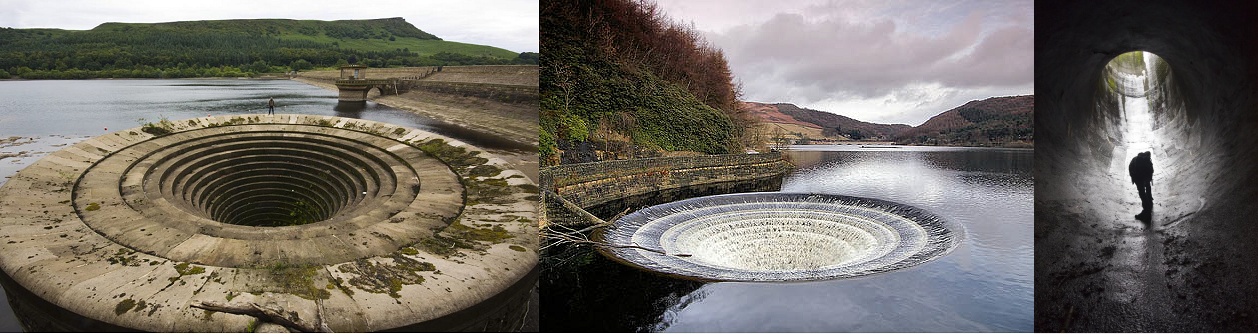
[1129,151,1154,222]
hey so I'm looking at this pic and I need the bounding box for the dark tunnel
[1036,0,1258,331]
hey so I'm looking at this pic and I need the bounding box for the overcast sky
[0,0,539,53]
[656,0,1032,126]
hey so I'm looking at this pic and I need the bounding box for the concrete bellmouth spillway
[0,115,538,332]
[596,193,965,282]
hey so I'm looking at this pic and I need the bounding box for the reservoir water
[542,145,1032,332]
[0,79,528,331]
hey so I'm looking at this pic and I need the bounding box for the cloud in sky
[0,0,538,53]
[656,0,1032,125]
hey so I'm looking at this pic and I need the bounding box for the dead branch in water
[545,225,690,257]
[541,191,691,257]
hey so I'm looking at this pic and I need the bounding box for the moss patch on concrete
[310,119,335,127]
[330,277,355,297]
[174,262,205,276]
[204,116,258,128]
[167,262,208,287]
[115,298,136,315]
[413,139,488,170]
[466,178,516,206]
[265,263,330,300]
[447,221,511,243]
[416,234,472,257]
[337,253,435,298]
[406,137,527,260]
[414,219,516,259]
[107,248,142,267]
[468,164,503,178]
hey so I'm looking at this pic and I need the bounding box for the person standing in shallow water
[267,97,276,115]
[1129,151,1154,222]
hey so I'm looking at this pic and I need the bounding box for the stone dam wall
[540,153,794,227]
[296,65,538,86]
[295,65,538,104]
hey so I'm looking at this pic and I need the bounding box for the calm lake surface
[0,79,531,185]
[0,79,526,331]
[543,145,1033,332]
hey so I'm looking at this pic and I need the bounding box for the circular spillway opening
[597,193,964,282]
[1105,51,1169,98]
[1101,51,1177,179]
[147,135,394,227]
[0,115,539,332]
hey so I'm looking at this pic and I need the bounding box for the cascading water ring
[596,193,965,282]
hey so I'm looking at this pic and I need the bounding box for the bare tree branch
[191,300,327,333]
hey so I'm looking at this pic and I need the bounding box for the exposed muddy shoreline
[290,76,539,182]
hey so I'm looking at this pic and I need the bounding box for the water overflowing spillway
[0,115,538,331]
[597,193,965,282]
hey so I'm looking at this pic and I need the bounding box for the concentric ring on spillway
[596,192,965,282]
[77,123,460,266]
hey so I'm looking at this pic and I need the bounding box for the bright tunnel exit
[1105,51,1166,180]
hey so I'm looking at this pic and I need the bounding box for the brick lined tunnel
[1035,0,1258,331]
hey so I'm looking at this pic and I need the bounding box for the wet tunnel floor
[1036,151,1258,331]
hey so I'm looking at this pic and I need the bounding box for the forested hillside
[0,17,537,79]
[748,96,1032,147]
[540,0,755,165]
[894,95,1034,147]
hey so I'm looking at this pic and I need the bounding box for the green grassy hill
[0,17,534,79]
[91,18,515,58]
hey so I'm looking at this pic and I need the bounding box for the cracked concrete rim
[0,114,538,332]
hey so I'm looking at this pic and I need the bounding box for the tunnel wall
[1035,0,1258,200]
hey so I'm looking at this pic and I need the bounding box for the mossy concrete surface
[0,114,538,332]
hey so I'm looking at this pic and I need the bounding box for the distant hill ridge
[749,95,1033,146]
[0,17,534,79]
[93,17,442,41]
[895,95,1033,146]
[743,102,911,141]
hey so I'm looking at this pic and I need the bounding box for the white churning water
[596,193,966,282]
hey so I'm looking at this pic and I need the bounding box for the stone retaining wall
[411,81,538,104]
[295,65,538,105]
[540,153,793,227]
